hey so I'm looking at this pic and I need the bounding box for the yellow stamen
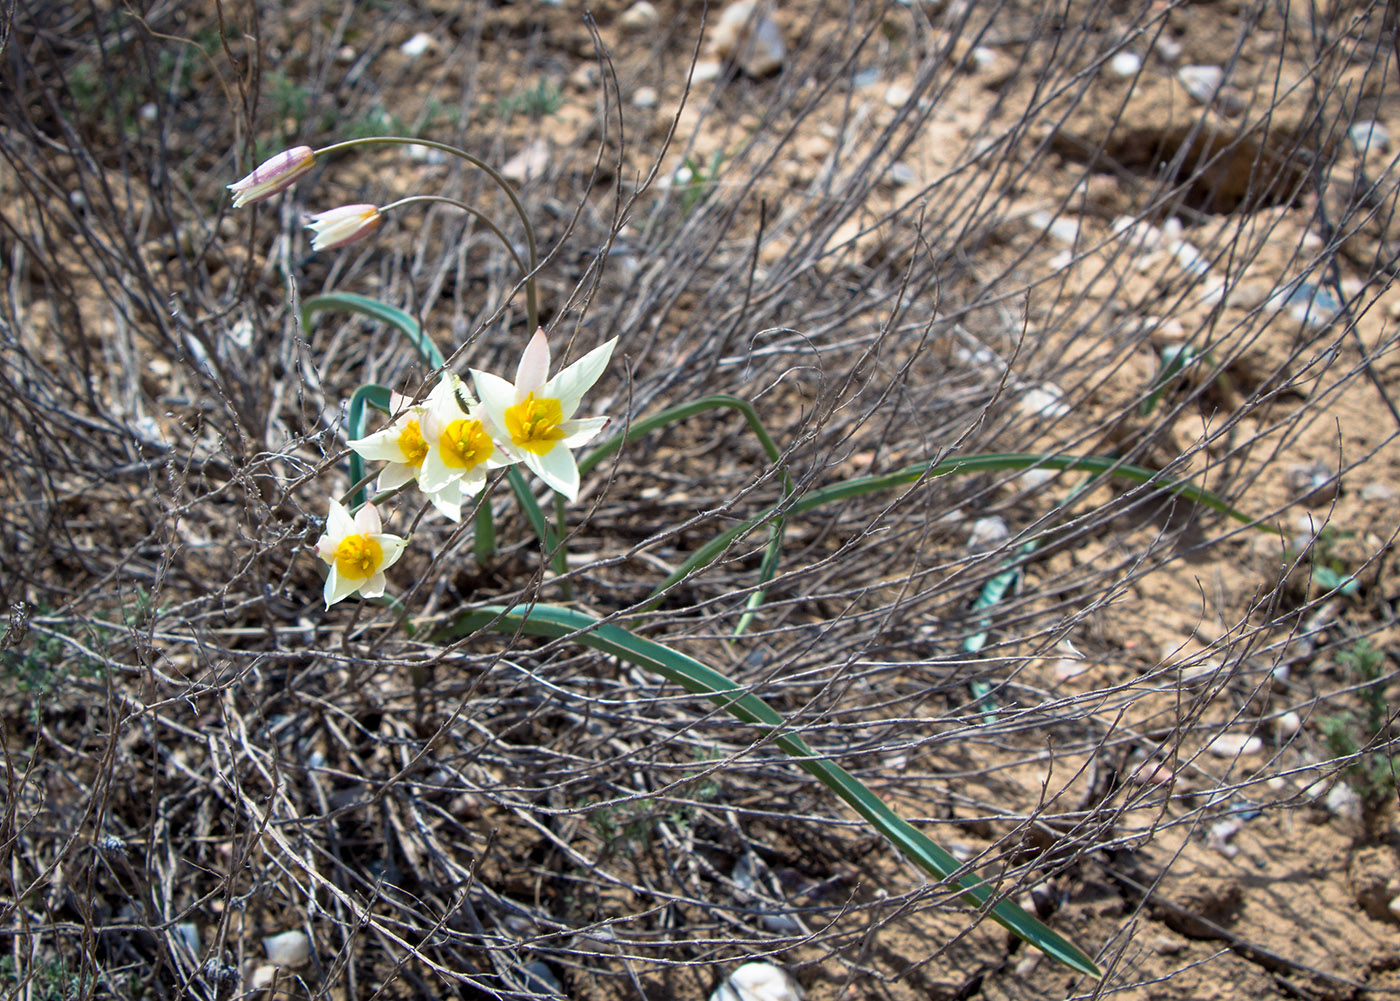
[334,534,383,581]
[439,418,494,470]
[397,418,428,466]
[504,392,566,456]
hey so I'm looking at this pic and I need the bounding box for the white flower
[306,204,382,251]
[417,373,515,506]
[314,501,407,607]
[472,328,615,501]
[228,146,315,208]
[347,388,464,521]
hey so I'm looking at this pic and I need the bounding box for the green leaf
[302,292,445,369]
[346,384,392,509]
[646,452,1271,610]
[439,603,1103,979]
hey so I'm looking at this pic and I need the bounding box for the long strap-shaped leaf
[302,292,446,369]
[646,451,1273,607]
[444,603,1102,978]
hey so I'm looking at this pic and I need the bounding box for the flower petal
[426,480,464,522]
[559,415,609,449]
[374,533,408,571]
[515,327,551,393]
[526,442,581,501]
[326,567,361,606]
[353,503,383,535]
[472,369,517,422]
[350,424,411,463]
[326,500,356,538]
[543,338,616,418]
[376,462,418,491]
[358,571,387,599]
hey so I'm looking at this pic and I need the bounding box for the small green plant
[493,77,563,121]
[0,954,85,1001]
[675,150,725,217]
[1322,638,1396,803]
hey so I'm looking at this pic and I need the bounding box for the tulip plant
[228,135,1270,979]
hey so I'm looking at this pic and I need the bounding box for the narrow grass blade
[474,495,496,564]
[302,292,446,370]
[440,603,1102,979]
[346,384,392,509]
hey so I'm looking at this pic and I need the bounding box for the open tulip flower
[348,389,462,522]
[473,328,616,502]
[416,373,515,509]
[315,501,407,607]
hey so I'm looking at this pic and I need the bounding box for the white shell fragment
[263,929,311,968]
[710,1,786,77]
[711,962,805,1001]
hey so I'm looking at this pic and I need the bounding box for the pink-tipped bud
[306,204,383,251]
[227,146,316,208]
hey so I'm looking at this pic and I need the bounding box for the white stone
[710,1,786,77]
[1277,711,1302,736]
[1325,781,1363,823]
[884,83,913,108]
[1153,36,1182,63]
[399,32,434,57]
[501,140,550,183]
[619,1,659,31]
[690,60,724,83]
[632,86,659,109]
[1109,51,1142,77]
[1205,733,1261,758]
[968,516,1010,551]
[1019,384,1071,419]
[1388,895,1400,922]
[711,962,805,1001]
[1349,120,1390,155]
[1178,65,1224,104]
[1030,210,1080,246]
[263,929,310,968]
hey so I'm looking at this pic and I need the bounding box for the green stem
[314,136,539,330]
[380,195,530,278]
[474,494,497,564]
[552,491,573,601]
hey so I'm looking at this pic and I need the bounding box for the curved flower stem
[379,195,529,278]
[314,136,539,330]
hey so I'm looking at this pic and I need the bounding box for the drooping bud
[306,204,383,251]
[227,146,316,208]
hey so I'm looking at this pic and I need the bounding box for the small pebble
[1178,65,1224,104]
[1206,733,1262,758]
[1389,895,1400,922]
[1208,818,1242,857]
[1019,384,1071,419]
[884,83,912,107]
[711,962,804,1001]
[632,86,659,109]
[399,32,434,57]
[968,515,1010,551]
[619,1,660,31]
[1325,781,1363,823]
[263,930,310,968]
[1153,36,1182,63]
[1276,711,1302,736]
[1349,120,1391,155]
[1109,50,1142,77]
[710,1,786,77]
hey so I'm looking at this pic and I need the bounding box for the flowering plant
[221,135,1146,977]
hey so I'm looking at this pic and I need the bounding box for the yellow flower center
[333,534,383,581]
[397,418,428,467]
[504,392,566,456]
[439,418,494,470]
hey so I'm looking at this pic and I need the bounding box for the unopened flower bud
[227,146,315,208]
[306,204,383,251]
